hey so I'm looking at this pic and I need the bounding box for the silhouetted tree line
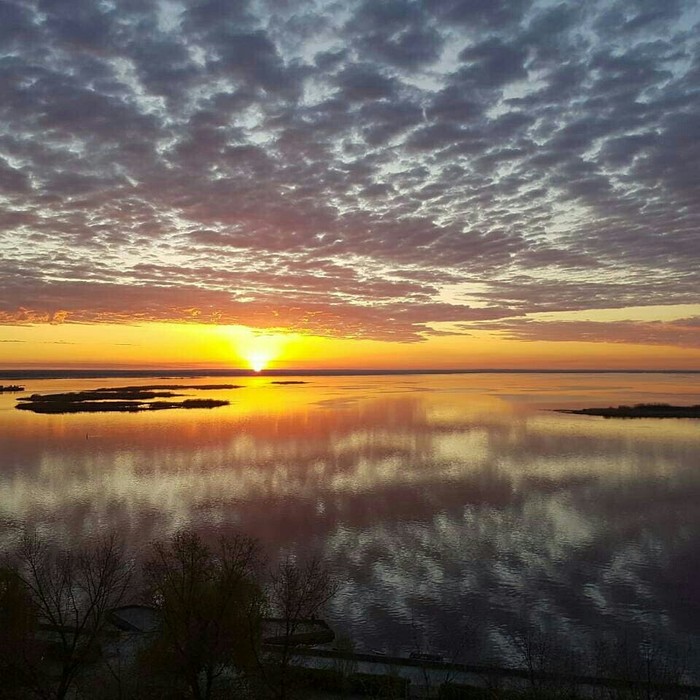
[1,530,695,699]
[0,530,336,699]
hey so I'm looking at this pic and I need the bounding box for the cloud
[470,317,700,349]
[0,275,519,342]
[0,0,698,348]
[457,38,529,87]
[343,1,444,70]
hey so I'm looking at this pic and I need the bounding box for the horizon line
[1,367,699,378]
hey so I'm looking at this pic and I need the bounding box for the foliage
[0,565,39,696]
[142,530,265,700]
[266,555,339,699]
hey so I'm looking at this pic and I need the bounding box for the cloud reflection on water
[0,375,699,672]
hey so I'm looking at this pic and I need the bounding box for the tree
[0,565,39,697]
[13,532,133,700]
[142,530,265,700]
[267,556,339,699]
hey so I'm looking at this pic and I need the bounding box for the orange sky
[1,320,699,370]
[2,3,700,373]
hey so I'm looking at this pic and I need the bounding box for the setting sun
[247,350,271,372]
[219,326,295,372]
[1,1,699,691]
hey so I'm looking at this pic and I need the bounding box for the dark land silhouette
[2,529,698,699]
[557,403,700,418]
[15,385,235,414]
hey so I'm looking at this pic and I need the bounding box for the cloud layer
[1,0,699,342]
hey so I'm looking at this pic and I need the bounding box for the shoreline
[1,368,699,380]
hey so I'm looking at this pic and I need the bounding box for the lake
[1,372,699,678]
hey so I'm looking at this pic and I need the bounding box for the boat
[0,385,24,392]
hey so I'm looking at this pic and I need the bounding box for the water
[1,372,699,677]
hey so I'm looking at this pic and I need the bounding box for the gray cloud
[471,317,700,349]
[0,0,698,347]
[457,38,529,87]
[344,0,443,70]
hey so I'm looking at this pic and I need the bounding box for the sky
[0,0,699,370]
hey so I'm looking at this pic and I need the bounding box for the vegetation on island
[557,403,700,419]
[14,386,233,414]
[92,384,244,392]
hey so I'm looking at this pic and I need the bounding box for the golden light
[247,350,272,372]
[219,326,296,371]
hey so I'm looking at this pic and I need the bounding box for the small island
[0,384,25,392]
[270,380,308,385]
[556,403,700,419]
[93,384,243,391]
[16,385,231,414]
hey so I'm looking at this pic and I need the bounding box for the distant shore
[556,403,700,419]
[1,368,699,380]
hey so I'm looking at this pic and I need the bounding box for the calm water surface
[1,373,699,674]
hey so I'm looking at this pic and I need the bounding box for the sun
[220,325,297,372]
[247,350,272,373]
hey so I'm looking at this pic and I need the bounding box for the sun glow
[220,326,295,371]
[247,350,272,372]
[3,320,700,371]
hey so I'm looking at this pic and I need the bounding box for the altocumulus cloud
[0,0,698,342]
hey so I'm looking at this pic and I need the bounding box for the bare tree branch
[12,532,133,700]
